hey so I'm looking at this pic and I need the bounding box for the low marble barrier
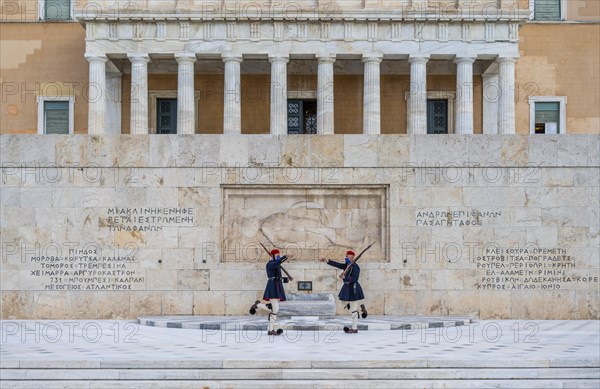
[278,293,336,319]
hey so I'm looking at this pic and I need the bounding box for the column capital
[454,56,476,64]
[127,53,151,63]
[316,54,336,64]
[175,53,197,63]
[362,54,383,64]
[222,54,243,63]
[408,55,430,64]
[268,54,289,64]
[496,56,518,64]
[85,54,108,63]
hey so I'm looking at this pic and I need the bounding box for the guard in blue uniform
[321,250,368,333]
[249,249,294,336]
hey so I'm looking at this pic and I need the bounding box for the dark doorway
[287,99,317,134]
[427,99,448,134]
[157,99,177,134]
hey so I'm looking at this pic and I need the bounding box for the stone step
[1,379,599,389]
[1,367,598,380]
[137,315,471,331]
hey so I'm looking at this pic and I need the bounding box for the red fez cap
[346,250,356,256]
[270,249,280,256]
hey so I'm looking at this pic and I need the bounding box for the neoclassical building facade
[1,0,599,135]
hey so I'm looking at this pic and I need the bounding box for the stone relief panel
[221,185,388,262]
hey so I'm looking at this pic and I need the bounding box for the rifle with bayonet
[339,242,375,279]
[259,242,294,282]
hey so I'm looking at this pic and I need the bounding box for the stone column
[454,56,476,134]
[175,53,197,135]
[317,54,336,135]
[482,72,499,134]
[85,54,108,135]
[362,55,383,135]
[127,53,150,135]
[269,55,289,135]
[497,56,517,134]
[408,56,429,134]
[222,54,243,134]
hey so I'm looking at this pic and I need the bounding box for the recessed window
[41,0,72,21]
[529,97,567,134]
[531,0,565,21]
[37,96,75,134]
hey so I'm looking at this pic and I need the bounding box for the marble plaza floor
[1,319,598,388]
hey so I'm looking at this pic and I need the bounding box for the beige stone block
[177,269,210,291]
[478,291,510,319]
[144,227,177,249]
[431,270,464,291]
[129,291,162,317]
[528,135,558,166]
[303,268,338,291]
[145,269,177,290]
[115,188,148,207]
[468,135,502,165]
[280,135,311,167]
[558,227,590,248]
[344,135,377,168]
[20,188,51,208]
[187,135,221,167]
[19,135,56,164]
[429,187,463,206]
[494,226,528,246]
[445,290,481,317]
[147,188,180,207]
[83,188,116,207]
[541,207,574,226]
[510,207,542,226]
[240,268,268,291]
[1,270,19,290]
[399,270,431,290]
[248,135,282,166]
[210,268,243,291]
[162,168,195,188]
[1,187,20,207]
[87,135,119,167]
[178,187,212,208]
[541,168,574,187]
[462,187,496,207]
[225,290,257,315]
[367,269,401,291]
[557,135,590,167]
[97,291,131,319]
[114,230,147,248]
[219,135,249,166]
[149,135,178,166]
[377,135,410,166]
[384,290,417,315]
[51,187,84,207]
[33,291,66,319]
[1,208,35,228]
[390,207,414,227]
[526,227,559,247]
[35,207,76,228]
[161,291,193,315]
[494,187,526,206]
[117,135,150,166]
[193,291,226,315]
[501,135,529,165]
[556,187,589,207]
[308,136,342,167]
[178,227,215,249]
[524,187,557,207]
[65,292,98,319]
[161,248,194,269]
[1,291,34,319]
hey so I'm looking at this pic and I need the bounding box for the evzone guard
[249,248,294,336]
[322,244,374,333]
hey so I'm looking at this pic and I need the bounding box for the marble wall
[1,134,598,319]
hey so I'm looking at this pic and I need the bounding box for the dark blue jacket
[263,256,287,301]
[326,260,365,302]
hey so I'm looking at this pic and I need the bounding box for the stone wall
[1,134,598,319]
